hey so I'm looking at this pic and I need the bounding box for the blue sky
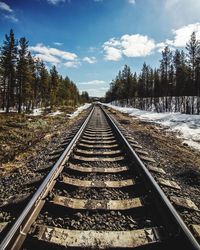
[1,0,200,97]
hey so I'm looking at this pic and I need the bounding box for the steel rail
[0,105,94,250]
[101,104,200,250]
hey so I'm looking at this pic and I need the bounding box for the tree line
[105,32,200,114]
[0,29,89,113]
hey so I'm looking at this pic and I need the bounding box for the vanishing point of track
[0,104,199,249]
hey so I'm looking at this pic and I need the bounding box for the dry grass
[0,107,75,170]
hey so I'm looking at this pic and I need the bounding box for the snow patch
[104,103,200,152]
[48,110,63,116]
[69,103,91,119]
[29,108,43,116]
[0,108,18,113]
[0,104,91,118]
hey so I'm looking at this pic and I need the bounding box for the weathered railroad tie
[0,104,199,250]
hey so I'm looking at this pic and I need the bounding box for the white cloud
[3,14,18,22]
[103,46,122,61]
[128,0,135,4]
[88,87,108,96]
[103,23,200,60]
[172,23,200,47]
[83,56,97,64]
[78,80,106,85]
[103,34,155,61]
[79,87,108,97]
[104,38,121,47]
[0,1,19,22]
[78,79,108,97]
[30,43,80,67]
[35,53,60,64]
[121,34,155,57]
[30,43,77,61]
[64,61,80,68]
[47,0,65,5]
[157,23,200,51]
[83,87,108,97]
[53,42,63,46]
[156,42,168,53]
[0,1,13,12]
[103,37,122,61]
[165,0,200,10]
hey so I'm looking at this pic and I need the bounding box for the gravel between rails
[75,161,130,168]
[62,172,134,181]
[36,210,155,231]
[51,187,139,200]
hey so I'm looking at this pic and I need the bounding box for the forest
[105,32,200,114]
[0,29,89,114]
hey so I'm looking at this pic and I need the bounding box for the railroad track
[0,104,199,250]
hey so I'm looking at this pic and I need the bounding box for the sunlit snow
[104,103,200,152]
[48,110,63,116]
[69,103,91,119]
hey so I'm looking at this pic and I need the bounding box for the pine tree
[0,60,4,109]
[160,46,172,96]
[132,72,137,98]
[17,37,29,113]
[173,50,189,96]
[121,65,133,103]
[0,29,18,112]
[50,65,59,107]
[186,32,200,113]
[0,29,84,112]
[34,58,42,108]
[27,52,36,110]
[140,62,150,97]
[38,61,50,107]
[115,71,123,100]
[81,91,89,102]
[173,50,182,96]
[153,68,160,98]
[186,31,200,95]
[149,68,154,99]
[160,46,172,110]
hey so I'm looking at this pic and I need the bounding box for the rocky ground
[107,107,200,241]
[37,209,153,231]
[0,106,75,169]
[0,106,89,228]
[52,187,137,200]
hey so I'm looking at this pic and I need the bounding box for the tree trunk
[6,74,11,113]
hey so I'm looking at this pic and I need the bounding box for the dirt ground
[0,106,75,176]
